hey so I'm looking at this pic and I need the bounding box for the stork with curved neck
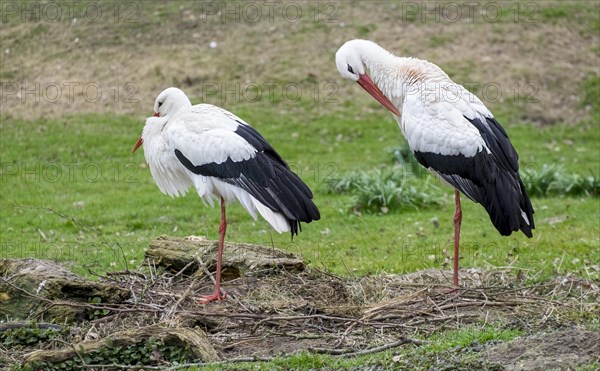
[336,39,535,288]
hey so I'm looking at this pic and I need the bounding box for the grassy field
[2,94,599,280]
[1,0,599,369]
[1,109,599,281]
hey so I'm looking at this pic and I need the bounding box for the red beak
[132,113,159,153]
[357,74,400,116]
[132,137,143,153]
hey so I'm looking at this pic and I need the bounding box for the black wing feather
[412,114,534,237]
[467,115,519,172]
[174,124,320,236]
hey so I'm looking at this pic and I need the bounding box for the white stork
[335,39,534,287]
[132,87,320,303]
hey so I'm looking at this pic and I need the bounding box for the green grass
[192,352,394,370]
[1,104,599,280]
[540,5,569,21]
[390,325,522,370]
[325,166,441,213]
[181,324,521,370]
[539,2,600,37]
[356,24,376,37]
[429,35,452,48]
[521,164,599,197]
[581,73,600,115]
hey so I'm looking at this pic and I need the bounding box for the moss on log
[0,259,130,322]
[23,325,219,366]
[145,235,305,279]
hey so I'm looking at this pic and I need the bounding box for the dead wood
[22,326,219,366]
[145,235,305,278]
[0,259,130,322]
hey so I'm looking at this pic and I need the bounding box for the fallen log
[0,259,130,322]
[23,325,219,367]
[145,235,305,279]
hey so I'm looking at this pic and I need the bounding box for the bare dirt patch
[483,329,600,370]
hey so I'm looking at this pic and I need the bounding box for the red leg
[198,197,228,304]
[453,189,462,288]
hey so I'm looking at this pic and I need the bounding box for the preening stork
[132,88,320,303]
[335,39,534,287]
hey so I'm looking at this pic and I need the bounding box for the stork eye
[158,101,164,108]
[347,64,355,74]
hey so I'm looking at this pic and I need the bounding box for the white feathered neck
[345,39,451,101]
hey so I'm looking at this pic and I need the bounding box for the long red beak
[357,74,400,116]
[132,137,143,153]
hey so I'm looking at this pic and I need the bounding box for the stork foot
[197,289,227,304]
[444,287,463,295]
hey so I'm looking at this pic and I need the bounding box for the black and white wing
[167,104,320,235]
[401,85,534,237]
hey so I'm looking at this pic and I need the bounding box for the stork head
[153,87,192,118]
[335,41,366,82]
[132,87,193,153]
[335,40,400,116]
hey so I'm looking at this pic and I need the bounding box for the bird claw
[197,290,227,304]
[444,287,463,296]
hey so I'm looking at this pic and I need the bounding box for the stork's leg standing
[453,189,462,288]
[199,197,228,304]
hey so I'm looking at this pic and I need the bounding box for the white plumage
[140,115,192,198]
[133,87,319,302]
[335,39,534,287]
[402,92,489,157]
